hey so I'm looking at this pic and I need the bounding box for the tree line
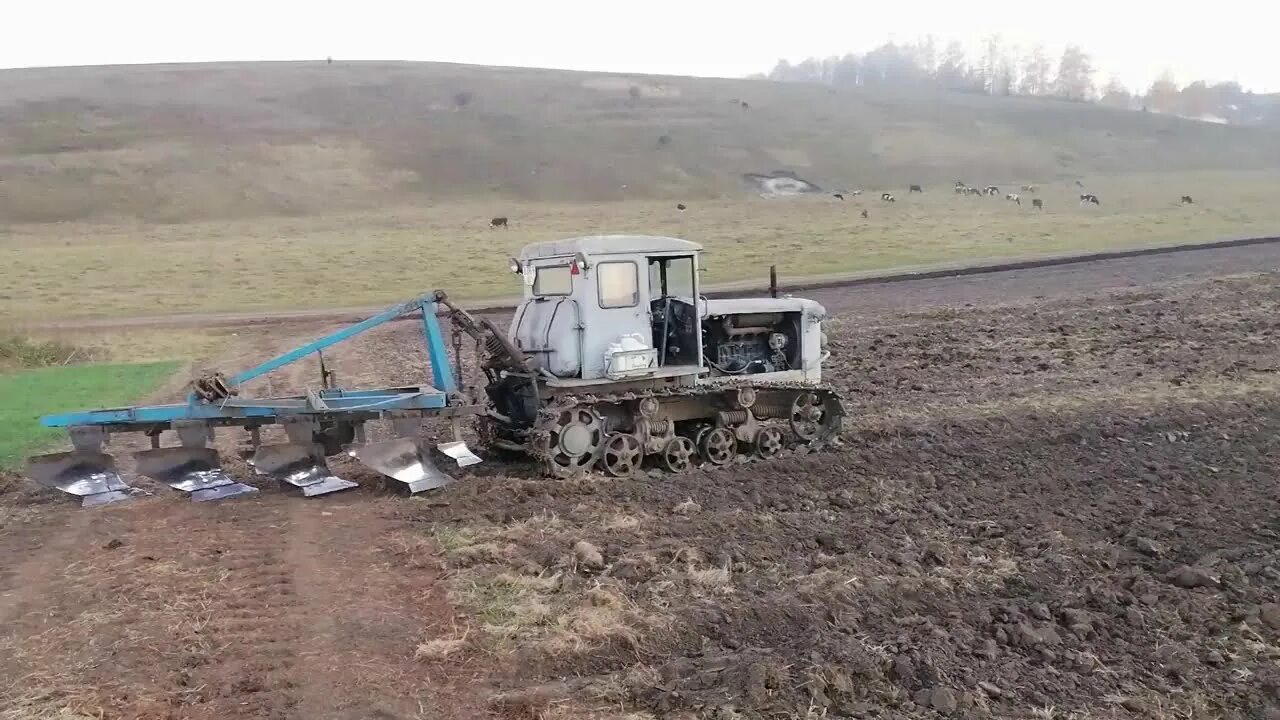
[763,37,1278,126]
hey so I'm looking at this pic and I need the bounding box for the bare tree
[1180,80,1215,118]
[995,44,1020,96]
[1099,77,1132,109]
[1054,45,1095,101]
[1147,69,1180,113]
[915,35,939,79]
[936,40,971,91]
[981,34,1003,94]
[1019,45,1052,96]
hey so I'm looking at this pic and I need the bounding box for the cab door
[579,257,651,380]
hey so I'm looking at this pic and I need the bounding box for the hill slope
[2,61,1280,223]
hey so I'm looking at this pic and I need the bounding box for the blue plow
[29,291,484,506]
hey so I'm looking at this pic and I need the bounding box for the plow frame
[32,292,485,504]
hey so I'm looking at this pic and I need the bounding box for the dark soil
[412,271,1280,719]
[4,259,1280,719]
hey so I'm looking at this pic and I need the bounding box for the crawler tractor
[28,235,842,505]
[483,235,843,476]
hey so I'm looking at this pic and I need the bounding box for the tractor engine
[703,312,798,375]
[698,297,828,382]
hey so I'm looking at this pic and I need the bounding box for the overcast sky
[4,1,1275,93]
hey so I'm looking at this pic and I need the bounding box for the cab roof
[520,234,702,260]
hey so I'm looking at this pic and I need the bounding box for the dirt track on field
[3,245,1280,719]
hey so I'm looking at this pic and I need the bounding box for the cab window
[597,262,639,308]
[533,265,572,296]
[649,256,695,299]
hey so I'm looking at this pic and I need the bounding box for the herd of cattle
[832,180,1194,211]
[485,182,1198,228]
[866,181,1105,209]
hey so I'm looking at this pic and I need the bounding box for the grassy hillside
[3,61,1280,223]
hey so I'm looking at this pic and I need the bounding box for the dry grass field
[4,170,1280,322]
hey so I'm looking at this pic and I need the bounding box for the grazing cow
[909,184,923,193]
[1181,195,1194,204]
[1021,184,1038,193]
[984,185,999,196]
[1079,194,1100,206]
[849,190,863,196]
[676,203,687,211]
[1032,198,1043,210]
[954,185,967,194]
[861,209,869,218]
[740,101,751,110]
[833,193,844,201]
[965,187,983,196]
[490,216,508,228]
[1075,180,1085,187]
[1006,193,1021,206]
[881,193,896,202]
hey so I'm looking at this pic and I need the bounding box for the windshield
[532,265,572,296]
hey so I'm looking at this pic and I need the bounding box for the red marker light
[570,263,580,275]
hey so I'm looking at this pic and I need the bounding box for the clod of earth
[1167,565,1221,588]
[573,540,605,571]
[1260,602,1280,630]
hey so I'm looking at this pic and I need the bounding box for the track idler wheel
[699,427,737,466]
[661,437,696,472]
[600,433,642,477]
[753,426,784,459]
[541,407,604,477]
[790,392,839,442]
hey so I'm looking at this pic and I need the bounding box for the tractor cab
[509,235,705,384]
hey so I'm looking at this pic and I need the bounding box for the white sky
[3,0,1275,93]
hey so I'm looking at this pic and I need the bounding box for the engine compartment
[702,311,802,376]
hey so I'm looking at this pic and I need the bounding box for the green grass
[3,170,1279,321]
[0,361,179,468]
